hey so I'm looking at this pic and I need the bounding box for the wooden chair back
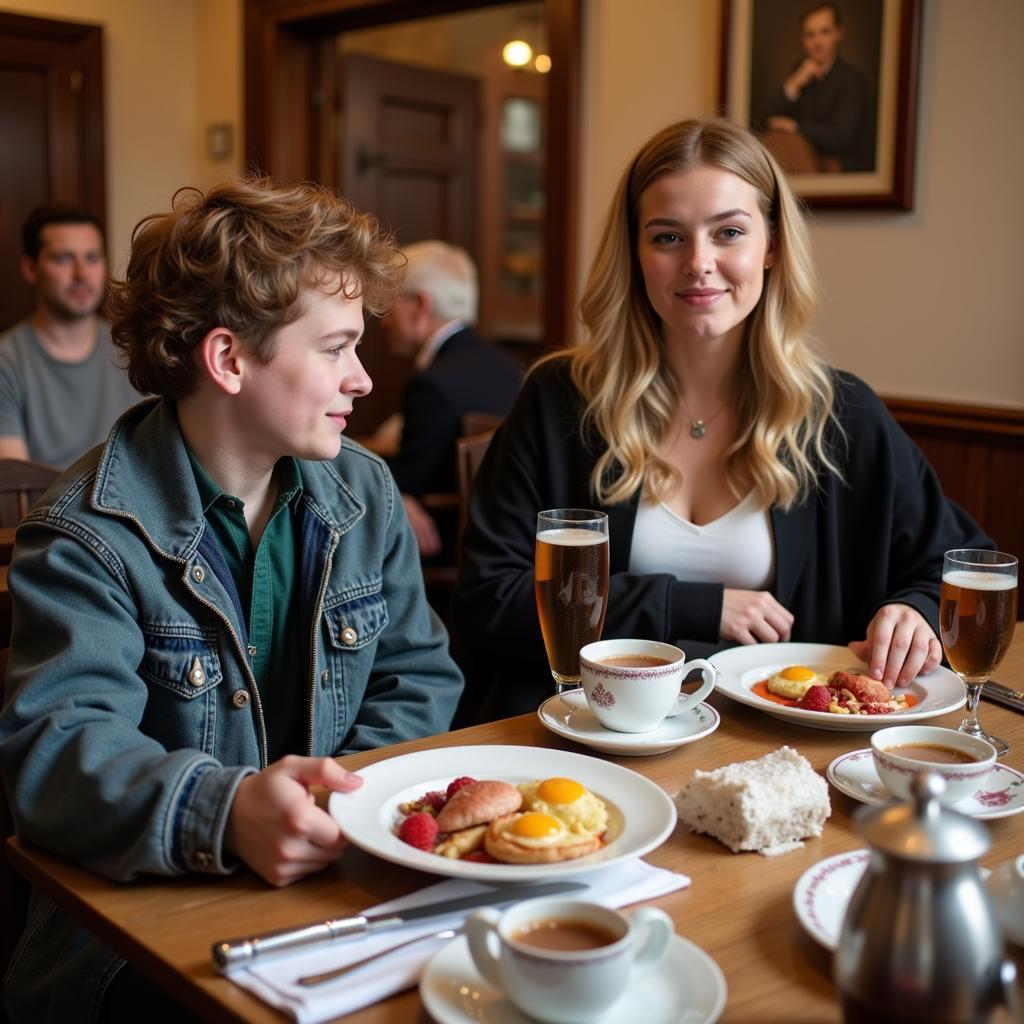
[0,647,29,1001]
[455,429,495,565]
[0,459,60,527]
[460,411,503,439]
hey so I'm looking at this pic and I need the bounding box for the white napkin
[227,859,690,1024]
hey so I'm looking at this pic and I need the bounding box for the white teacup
[579,639,716,733]
[870,725,996,805]
[465,897,673,1024]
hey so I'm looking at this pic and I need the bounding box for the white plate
[793,849,869,950]
[329,745,678,883]
[827,749,1024,820]
[420,929,727,1024]
[537,690,721,756]
[709,642,966,731]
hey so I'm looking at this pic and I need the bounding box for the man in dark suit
[377,241,520,556]
[764,2,875,172]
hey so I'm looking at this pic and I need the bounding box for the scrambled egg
[517,777,607,836]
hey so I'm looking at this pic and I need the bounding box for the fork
[296,928,460,987]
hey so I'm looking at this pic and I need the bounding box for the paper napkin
[226,859,690,1024]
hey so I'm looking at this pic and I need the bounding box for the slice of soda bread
[675,746,830,853]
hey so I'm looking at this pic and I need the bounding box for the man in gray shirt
[0,205,138,468]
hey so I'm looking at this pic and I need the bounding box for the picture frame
[719,0,922,209]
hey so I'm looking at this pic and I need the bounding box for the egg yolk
[780,665,815,682]
[510,812,563,839]
[537,777,584,804]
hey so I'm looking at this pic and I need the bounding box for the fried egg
[494,812,595,850]
[517,777,608,836]
[766,665,822,700]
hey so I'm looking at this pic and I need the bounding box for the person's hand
[720,589,795,645]
[848,603,942,690]
[224,756,363,887]
[403,495,442,557]
[767,115,799,134]
[783,58,823,100]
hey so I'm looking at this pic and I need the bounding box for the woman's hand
[848,603,942,690]
[720,589,794,645]
[225,756,363,887]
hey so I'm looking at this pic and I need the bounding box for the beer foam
[943,569,1017,591]
[538,528,608,546]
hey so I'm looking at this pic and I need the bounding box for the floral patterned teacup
[579,639,715,733]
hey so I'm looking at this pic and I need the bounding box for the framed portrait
[719,0,922,209]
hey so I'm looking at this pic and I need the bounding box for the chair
[0,459,60,528]
[455,430,495,562]
[0,648,29,1008]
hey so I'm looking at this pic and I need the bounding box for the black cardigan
[451,359,990,722]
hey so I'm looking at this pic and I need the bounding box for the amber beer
[534,528,609,684]
[939,570,1018,681]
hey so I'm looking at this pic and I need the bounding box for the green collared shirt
[187,451,305,761]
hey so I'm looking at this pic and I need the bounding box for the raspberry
[797,685,832,713]
[417,790,447,813]
[445,776,477,799]
[398,812,439,851]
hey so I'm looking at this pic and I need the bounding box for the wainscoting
[883,396,1024,617]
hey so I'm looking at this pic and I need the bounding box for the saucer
[537,690,720,756]
[420,931,727,1024]
[793,849,869,950]
[827,749,1024,820]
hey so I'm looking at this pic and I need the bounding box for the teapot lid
[855,771,989,862]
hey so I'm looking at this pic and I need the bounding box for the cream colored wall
[581,0,1024,407]
[4,0,242,273]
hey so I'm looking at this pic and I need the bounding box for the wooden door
[0,12,105,331]
[338,53,478,434]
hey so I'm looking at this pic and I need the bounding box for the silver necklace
[678,394,728,440]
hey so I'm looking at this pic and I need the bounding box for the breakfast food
[484,811,603,864]
[395,775,609,864]
[435,779,522,832]
[758,666,915,716]
[675,746,830,854]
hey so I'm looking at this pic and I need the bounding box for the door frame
[243,0,581,350]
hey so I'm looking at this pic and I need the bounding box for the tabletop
[9,638,1024,1024]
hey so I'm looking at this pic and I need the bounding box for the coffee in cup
[579,639,716,733]
[465,896,673,1024]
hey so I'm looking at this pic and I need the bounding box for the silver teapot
[835,771,1020,1024]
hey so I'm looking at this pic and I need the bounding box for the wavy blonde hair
[555,117,839,510]
[107,177,403,399]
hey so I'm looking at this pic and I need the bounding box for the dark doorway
[339,53,479,433]
[0,11,105,332]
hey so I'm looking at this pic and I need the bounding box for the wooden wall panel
[883,396,1024,617]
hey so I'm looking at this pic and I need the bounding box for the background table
[9,639,1024,1023]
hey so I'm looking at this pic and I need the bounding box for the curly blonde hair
[553,117,839,511]
[107,177,403,399]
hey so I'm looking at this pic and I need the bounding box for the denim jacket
[0,397,462,1022]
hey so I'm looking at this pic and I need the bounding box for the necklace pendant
[690,420,707,439]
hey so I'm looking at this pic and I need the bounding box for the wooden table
[9,640,1024,1023]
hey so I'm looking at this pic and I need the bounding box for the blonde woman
[453,117,988,722]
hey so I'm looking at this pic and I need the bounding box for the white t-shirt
[628,491,774,589]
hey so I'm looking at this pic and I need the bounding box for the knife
[211,879,587,971]
[981,680,1024,714]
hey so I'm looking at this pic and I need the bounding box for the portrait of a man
[750,1,882,174]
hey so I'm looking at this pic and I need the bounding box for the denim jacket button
[340,626,358,645]
[231,689,249,708]
[191,565,205,584]
[320,669,329,687]
[188,656,205,687]
[195,850,213,868]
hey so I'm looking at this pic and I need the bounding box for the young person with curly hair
[454,118,988,722]
[0,179,463,1022]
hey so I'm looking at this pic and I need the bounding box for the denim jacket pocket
[325,590,389,652]
[138,629,224,699]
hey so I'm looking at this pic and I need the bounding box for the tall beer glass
[939,549,1017,755]
[535,509,609,694]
